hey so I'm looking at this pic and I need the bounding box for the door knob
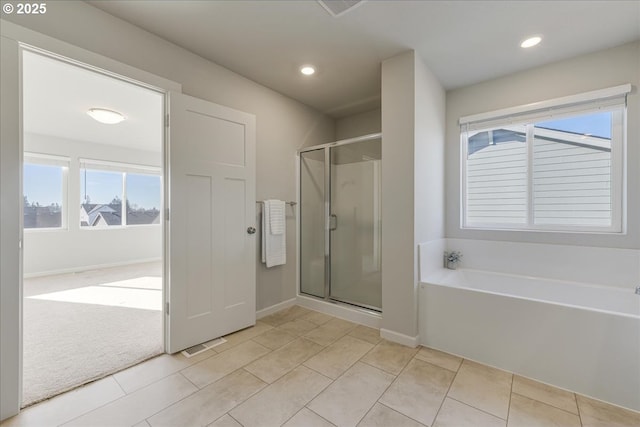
[247,226,256,234]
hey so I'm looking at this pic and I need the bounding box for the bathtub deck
[3,305,639,427]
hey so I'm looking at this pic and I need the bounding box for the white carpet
[29,281,162,311]
[22,263,163,406]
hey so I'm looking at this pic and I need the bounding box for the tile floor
[2,305,639,427]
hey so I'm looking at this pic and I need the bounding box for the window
[126,173,161,225]
[460,85,628,233]
[80,169,123,227]
[23,154,69,229]
[80,160,161,228]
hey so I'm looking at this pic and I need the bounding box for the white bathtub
[420,268,640,411]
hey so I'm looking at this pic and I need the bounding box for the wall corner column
[381,50,446,346]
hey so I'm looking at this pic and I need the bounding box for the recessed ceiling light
[520,36,542,48]
[300,65,316,76]
[87,108,126,124]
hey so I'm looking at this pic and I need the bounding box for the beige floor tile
[259,311,295,327]
[379,358,454,426]
[278,318,319,336]
[181,340,270,388]
[230,366,331,427]
[1,377,125,427]
[251,327,298,350]
[148,370,266,427]
[433,398,505,427]
[114,351,214,394]
[348,325,381,345]
[508,394,581,427]
[447,360,512,420]
[132,421,151,427]
[61,373,196,427]
[213,322,273,352]
[577,394,640,427]
[301,310,334,326]
[357,403,426,427]
[288,305,314,317]
[283,408,336,427]
[308,362,395,427]
[208,414,243,427]
[260,306,310,327]
[512,376,578,414]
[360,340,419,375]
[245,338,324,383]
[304,335,374,379]
[415,347,462,372]
[304,318,358,347]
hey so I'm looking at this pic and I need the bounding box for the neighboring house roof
[469,127,611,156]
[127,210,161,225]
[96,211,122,226]
[80,203,122,226]
[24,206,62,228]
[79,203,159,226]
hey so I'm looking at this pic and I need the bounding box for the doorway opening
[21,49,165,406]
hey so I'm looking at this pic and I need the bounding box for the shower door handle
[329,214,338,231]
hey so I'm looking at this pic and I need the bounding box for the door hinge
[165,208,170,221]
[165,114,169,128]
[166,302,170,315]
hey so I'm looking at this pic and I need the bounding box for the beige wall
[336,108,381,140]
[446,41,640,249]
[381,51,445,341]
[381,52,416,339]
[414,54,446,280]
[3,1,335,311]
[0,34,21,422]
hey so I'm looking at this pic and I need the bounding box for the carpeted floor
[22,262,163,406]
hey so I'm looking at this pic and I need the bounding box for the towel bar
[256,201,297,206]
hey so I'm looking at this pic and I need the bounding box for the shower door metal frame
[298,132,382,312]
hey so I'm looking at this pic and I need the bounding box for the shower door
[329,140,381,310]
[299,135,382,311]
[300,149,326,299]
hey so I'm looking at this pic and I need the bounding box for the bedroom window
[80,168,124,227]
[23,154,69,230]
[80,159,161,228]
[460,85,629,233]
[126,173,162,226]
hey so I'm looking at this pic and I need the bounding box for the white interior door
[167,92,256,353]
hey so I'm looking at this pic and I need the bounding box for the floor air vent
[317,0,366,17]
[181,337,227,358]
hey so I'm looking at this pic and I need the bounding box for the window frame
[79,159,162,230]
[460,88,628,234]
[23,153,69,232]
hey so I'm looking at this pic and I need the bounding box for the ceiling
[23,50,163,152]
[86,0,640,118]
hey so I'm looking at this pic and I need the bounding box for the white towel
[268,200,285,235]
[261,200,286,267]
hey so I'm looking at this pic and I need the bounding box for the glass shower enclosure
[299,134,382,311]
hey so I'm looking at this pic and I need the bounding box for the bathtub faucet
[636,286,640,295]
[444,251,462,270]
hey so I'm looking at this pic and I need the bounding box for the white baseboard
[380,328,419,348]
[256,298,297,320]
[23,257,163,279]
[296,295,381,329]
